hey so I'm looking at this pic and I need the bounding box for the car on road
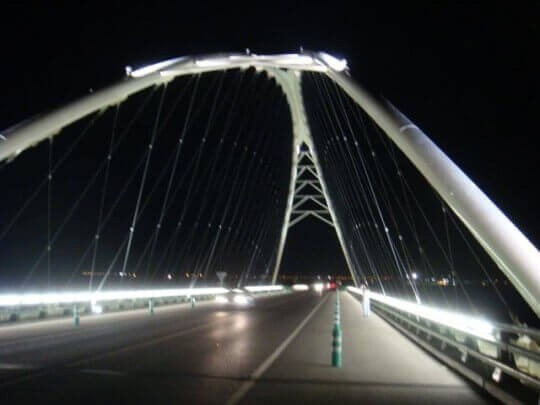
[215,290,255,308]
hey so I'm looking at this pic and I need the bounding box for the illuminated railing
[0,287,230,320]
[0,287,229,307]
[244,285,284,293]
[0,285,290,323]
[348,286,540,402]
[0,285,288,308]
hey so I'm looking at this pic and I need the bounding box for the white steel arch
[1,51,539,316]
[265,68,359,286]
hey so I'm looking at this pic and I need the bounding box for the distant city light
[437,278,449,286]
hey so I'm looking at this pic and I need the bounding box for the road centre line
[226,293,330,405]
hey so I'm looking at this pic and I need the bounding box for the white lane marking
[67,323,212,368]
[0,295,291,351]
[226,293,330,405]
[0,301,213,349]
[0,363,40,370]
[80,368,127,376]
[0,298,213,336]
[0,329,94,351]
[0,316,230,388]
[67,321,219,367]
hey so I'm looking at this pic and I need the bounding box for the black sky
[0,2,539,286]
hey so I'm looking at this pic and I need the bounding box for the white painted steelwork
[288,146,333,228]
[266,68,359,286]
[1,51,538,316]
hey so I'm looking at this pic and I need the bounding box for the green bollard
[148,298,154,315]
[73,305,80,327]
[334,293,341,322]
[332,289,342,367]
[331,322,342,367]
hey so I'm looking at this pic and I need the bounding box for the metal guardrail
[0,287,230,307]
[347,286,540,403]
[0,285,286,324]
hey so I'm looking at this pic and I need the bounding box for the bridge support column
[269,69,359,286]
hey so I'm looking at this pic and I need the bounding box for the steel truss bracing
[289,144,333,228]
[266,69,360,286]
[1,52,539,316]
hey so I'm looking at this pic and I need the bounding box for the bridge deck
[0,291,491,404]
[243,291,490,404]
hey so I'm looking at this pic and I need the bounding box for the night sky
[0,2,538,302]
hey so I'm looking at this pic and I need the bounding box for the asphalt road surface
[0,292,329,404]
[0,291,491,404]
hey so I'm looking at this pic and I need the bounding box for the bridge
[0,52,539,403]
